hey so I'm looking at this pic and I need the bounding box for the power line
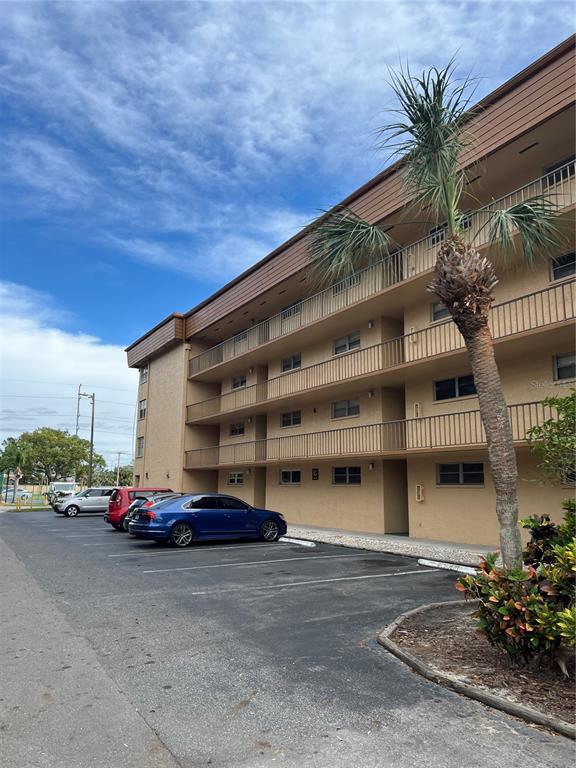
[1,395,135,406]
[0,378,136,393]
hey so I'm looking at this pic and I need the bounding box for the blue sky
[0,1,573,461]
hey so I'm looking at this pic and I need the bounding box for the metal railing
[186,279,575,422]
[188,161,576,376]
[184,400,555,468]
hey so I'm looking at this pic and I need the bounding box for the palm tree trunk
[429,237,523,570]
[460,322,523,570]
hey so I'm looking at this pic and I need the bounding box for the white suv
[53,487,115,517]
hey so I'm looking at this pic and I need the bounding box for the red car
[105,487,172,530]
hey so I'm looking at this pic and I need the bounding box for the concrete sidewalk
[287,524,495,566]
[0,538,182,768]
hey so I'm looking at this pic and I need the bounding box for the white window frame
[550,252,576,282]
[437,462,484,486]
[138,399,147,420]
[280,469,301,485]
[135,436,145,459]
[231,374,247,390]
[281,353,301,373]
[332,466,361,485]
[229,422,245,437]
[331,398,360,419]
[430,301,451,323]
[140,364,148,384]
[280,411,301,428]
[428,223,447,246]
[434,374,476,401]
[228,471,244,486]
[333,331,361,356]
[554,353,576,381]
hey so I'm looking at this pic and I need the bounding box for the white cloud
[0,281,138,464]
[0,1,572,286]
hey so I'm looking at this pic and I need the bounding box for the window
[332,466,361,485]
[281,353,301,373]
[218,496,250,510]
[233,329,248,344]
[431,301,450,322]
[561,467,576,487]
[434,374,476,401]
[229,422,245,436]
[437,462,484,485]
[136,437,144,458]
[140,364,148,384]
[459,210,472,231]
[187,496,219,509]
[428,223,447,246]
[333,331,360,355]
[543,155,575,188]
[232,374,247,389]
[550,252,576,281]
[280,469,301,485]
[228,472,244,486]
[554,353,576,381]
[331,398,360,418]
[332,273,361,295]
[281,411,301,427]
[281,301,302,320]
[138,399,147,420]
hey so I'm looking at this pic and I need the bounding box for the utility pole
[75,384,82,436]
[88,392,95,486]
[78,390,96,486]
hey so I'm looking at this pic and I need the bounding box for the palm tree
[308,63,561,570]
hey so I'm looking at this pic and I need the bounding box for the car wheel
[260,519,279,542]
[65,505,80,517]
[122,517,131,532]
[170,522,194,548]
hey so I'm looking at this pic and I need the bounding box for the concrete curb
[377,600,575,741]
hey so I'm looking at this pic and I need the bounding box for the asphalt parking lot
[0,511,572,768]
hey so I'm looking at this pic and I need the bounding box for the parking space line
[64,533,115,538]
[187,568,439,596]
[142,552,370,574]
[108,542,279,558]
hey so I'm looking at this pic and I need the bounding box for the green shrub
[457,505,576,666]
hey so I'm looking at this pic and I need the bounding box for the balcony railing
[184,400,555,468]
[186,280,575,422]
[188,161,576,377]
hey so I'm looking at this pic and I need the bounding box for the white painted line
[142,552,368,574]
[108,542,279,558]
[187,568,439,596]
[64,533,114,538]
[278,537,316,548]
[82,542,120,547]
[418,558,477,575]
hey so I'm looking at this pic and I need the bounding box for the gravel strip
[286,526,490,567]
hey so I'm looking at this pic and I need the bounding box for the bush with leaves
[521,498,576,566]
[457,504,576,667]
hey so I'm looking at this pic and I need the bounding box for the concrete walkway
[0,539,182,768]
[287,524,495,566]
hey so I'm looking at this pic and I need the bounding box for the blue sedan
[128,492,287,547]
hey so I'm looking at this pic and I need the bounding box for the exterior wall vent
[415,484,425,503]
[413,402,422,418]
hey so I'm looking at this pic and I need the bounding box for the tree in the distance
[0,428,105,483]
[308,63,564,570]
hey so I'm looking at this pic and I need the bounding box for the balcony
[186,280,575,423]
[188,161,576,378]
[184,400,555,469]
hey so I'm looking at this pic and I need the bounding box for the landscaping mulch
[392,601,575,726]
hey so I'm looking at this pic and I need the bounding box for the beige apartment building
[126,37,575,547]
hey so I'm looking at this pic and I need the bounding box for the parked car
[128,493,287,547]
[122,492,185,532]
[2,487,32,503]
[53,487,116,516]
[105,486,172,530]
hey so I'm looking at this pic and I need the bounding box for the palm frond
[378,60,476,230]
[308,207,394,285]
[486,196,563,265]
